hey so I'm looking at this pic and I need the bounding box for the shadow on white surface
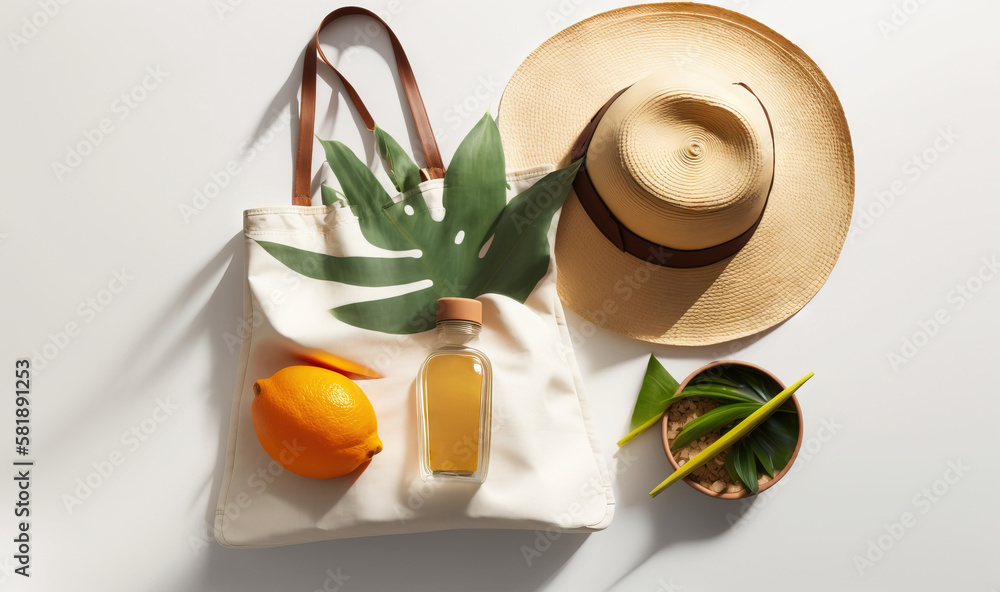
[242,20,394,209]
[192,528,587,592]
[200,231,247,523]
[599,424,754,592]
[252,13,434,204]
[565,308,785,387]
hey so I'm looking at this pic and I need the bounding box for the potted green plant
[620,357,804,499]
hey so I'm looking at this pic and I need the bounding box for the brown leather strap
[293,7,444,205]
[570,83,775,269]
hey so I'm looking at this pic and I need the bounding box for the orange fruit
[251,365,382,479]
[296,349,384,380]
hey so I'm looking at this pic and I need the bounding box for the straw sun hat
[497,3,854,346]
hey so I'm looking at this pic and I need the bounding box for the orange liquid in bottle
[423,354,484,474]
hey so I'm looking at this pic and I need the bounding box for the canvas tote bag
[215,7,614,548]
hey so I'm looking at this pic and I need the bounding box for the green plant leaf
[671,403,758,450]
[321,185,348,206]
[468,160,580,301]
[689,376,766,403]
[260,115,578,335]
[753,412,799,471]
[627,354,682,432]
[732,440,760,494]
[255,241,423,287]
[441,112,507,243]
[735,367,779,402]
[375,124,421,194]
[330,286,438,334]
[675,386,762,405]
[695,375,741,388]
[750,438,775,478]
[319,138,391,221]
[724,442,741,484]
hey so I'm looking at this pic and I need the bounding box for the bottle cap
[436,297,482,324]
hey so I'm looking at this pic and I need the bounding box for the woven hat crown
[587,68,774,251]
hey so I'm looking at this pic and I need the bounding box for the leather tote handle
[293,6,445,205]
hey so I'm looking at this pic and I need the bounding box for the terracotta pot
[661,360,804,500]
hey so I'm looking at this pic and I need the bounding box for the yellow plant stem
[618,396,796,448]
[617,411,667,447]
[649,372,814,498]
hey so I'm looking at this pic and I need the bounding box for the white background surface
[2,0,998,590]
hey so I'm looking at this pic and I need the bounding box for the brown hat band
[569,83,776,269]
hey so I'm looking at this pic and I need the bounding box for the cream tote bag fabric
[214,7,614,548]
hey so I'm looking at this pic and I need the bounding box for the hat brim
[497,2,854,345]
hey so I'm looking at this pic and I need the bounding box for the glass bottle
[416,297,492,483]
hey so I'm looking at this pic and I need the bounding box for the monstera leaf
[257,113,580,334]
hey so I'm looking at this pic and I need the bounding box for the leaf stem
[617,412,665,447]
